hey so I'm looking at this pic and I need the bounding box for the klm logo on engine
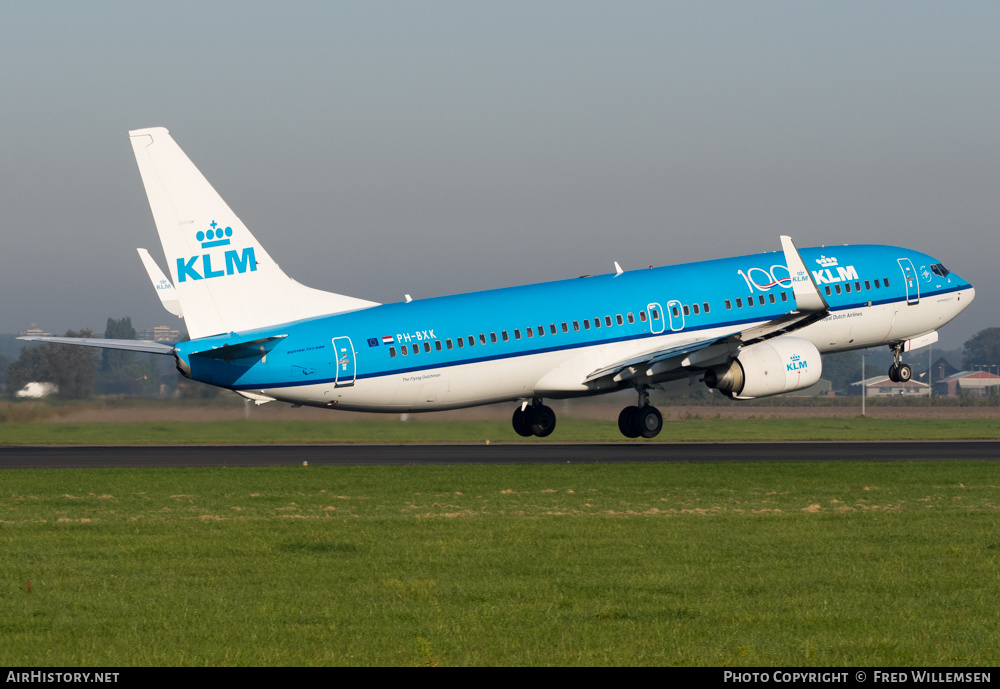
[176,221,257,283]
[787,353,808,372]
[811,255,858,285]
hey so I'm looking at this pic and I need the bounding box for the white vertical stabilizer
[129,127,379,339]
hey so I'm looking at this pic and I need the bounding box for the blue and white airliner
[22,128,975,438]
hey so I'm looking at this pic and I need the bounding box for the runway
[1,441,999,469]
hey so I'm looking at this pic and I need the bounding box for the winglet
[780,236,827,312]
[137,249,183,317]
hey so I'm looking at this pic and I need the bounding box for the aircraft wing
[17,336,176,355]
[585,236,829,385]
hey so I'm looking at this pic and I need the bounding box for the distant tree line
[4,317,174,399]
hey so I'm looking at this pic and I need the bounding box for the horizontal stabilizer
[17,336,176,355]
[188,335,287,362]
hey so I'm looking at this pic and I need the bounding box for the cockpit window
[931,263,950,277]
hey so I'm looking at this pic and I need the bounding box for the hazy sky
[1,1,997,349]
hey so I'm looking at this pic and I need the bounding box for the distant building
[851,375,930,397]
[923,356,959,382]
[933,371,1000,398]
[139,325,183,342]
[18,323,53,337]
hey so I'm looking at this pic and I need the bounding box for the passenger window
[768,293,775,303]
[874,279,881,289]
[390,346,397,358]
[747,296,754,307]
[639,312,646,323]
[401,344,408,355]
[864,280,871,290]
[781,292,788,302]
[573,320,581,330]
[855,281,861,291]
[651,309,659,320]
[490,333,497,343]
[594,318,602,329]
[446,339,453,350]
[884,278,890,287]
[538,326,545,337]
[692,304,699,315]
[758,295,765,305]
[845,283,851,293]
[835,285,841,295]
[435,340,442,351]
[736,298,743,308]
[627,313,635,324]
[725,299,732,310]
[424,342,431,353]
[561,322,568,333]
[672,305,680,317]
[480,334,487,345]
[703,302,710,313]
[526,328,533,339]
[605,316,613,327]
[514,329,521,340]
[550,324,557,335]
[583,320,590,330]
[825,286,832,296]
[457,338,464,348]
[468,336,475,347]
[683,305,690,316]
[616,315,624,326]
[502,331,509,342]
[411,344,418,355]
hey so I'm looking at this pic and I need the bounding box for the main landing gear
[887,343,912,383]
[618,387,663,439]
[512,399,557,437]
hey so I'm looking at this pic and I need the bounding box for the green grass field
[2,416,1000,445]
[2,461,998,666]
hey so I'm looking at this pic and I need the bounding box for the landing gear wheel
[530,405,556,437]
[636,406,663,439]
[887,343,910,384]
[618,406,641,438]
[888,364,900,383]
[512,408,533,437]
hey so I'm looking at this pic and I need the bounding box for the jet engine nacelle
[704,336,822,399]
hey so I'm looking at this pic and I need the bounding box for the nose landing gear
[887,343,912,383]
[618,387,663,439]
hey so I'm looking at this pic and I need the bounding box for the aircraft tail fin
[128,128,379,339]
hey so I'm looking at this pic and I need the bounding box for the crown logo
[815,255,838,267]
[196,221,233,249]
[790,354,800,361]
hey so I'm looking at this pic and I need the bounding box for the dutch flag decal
[382,335,394,345]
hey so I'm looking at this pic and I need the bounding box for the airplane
[21,127,975,438]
